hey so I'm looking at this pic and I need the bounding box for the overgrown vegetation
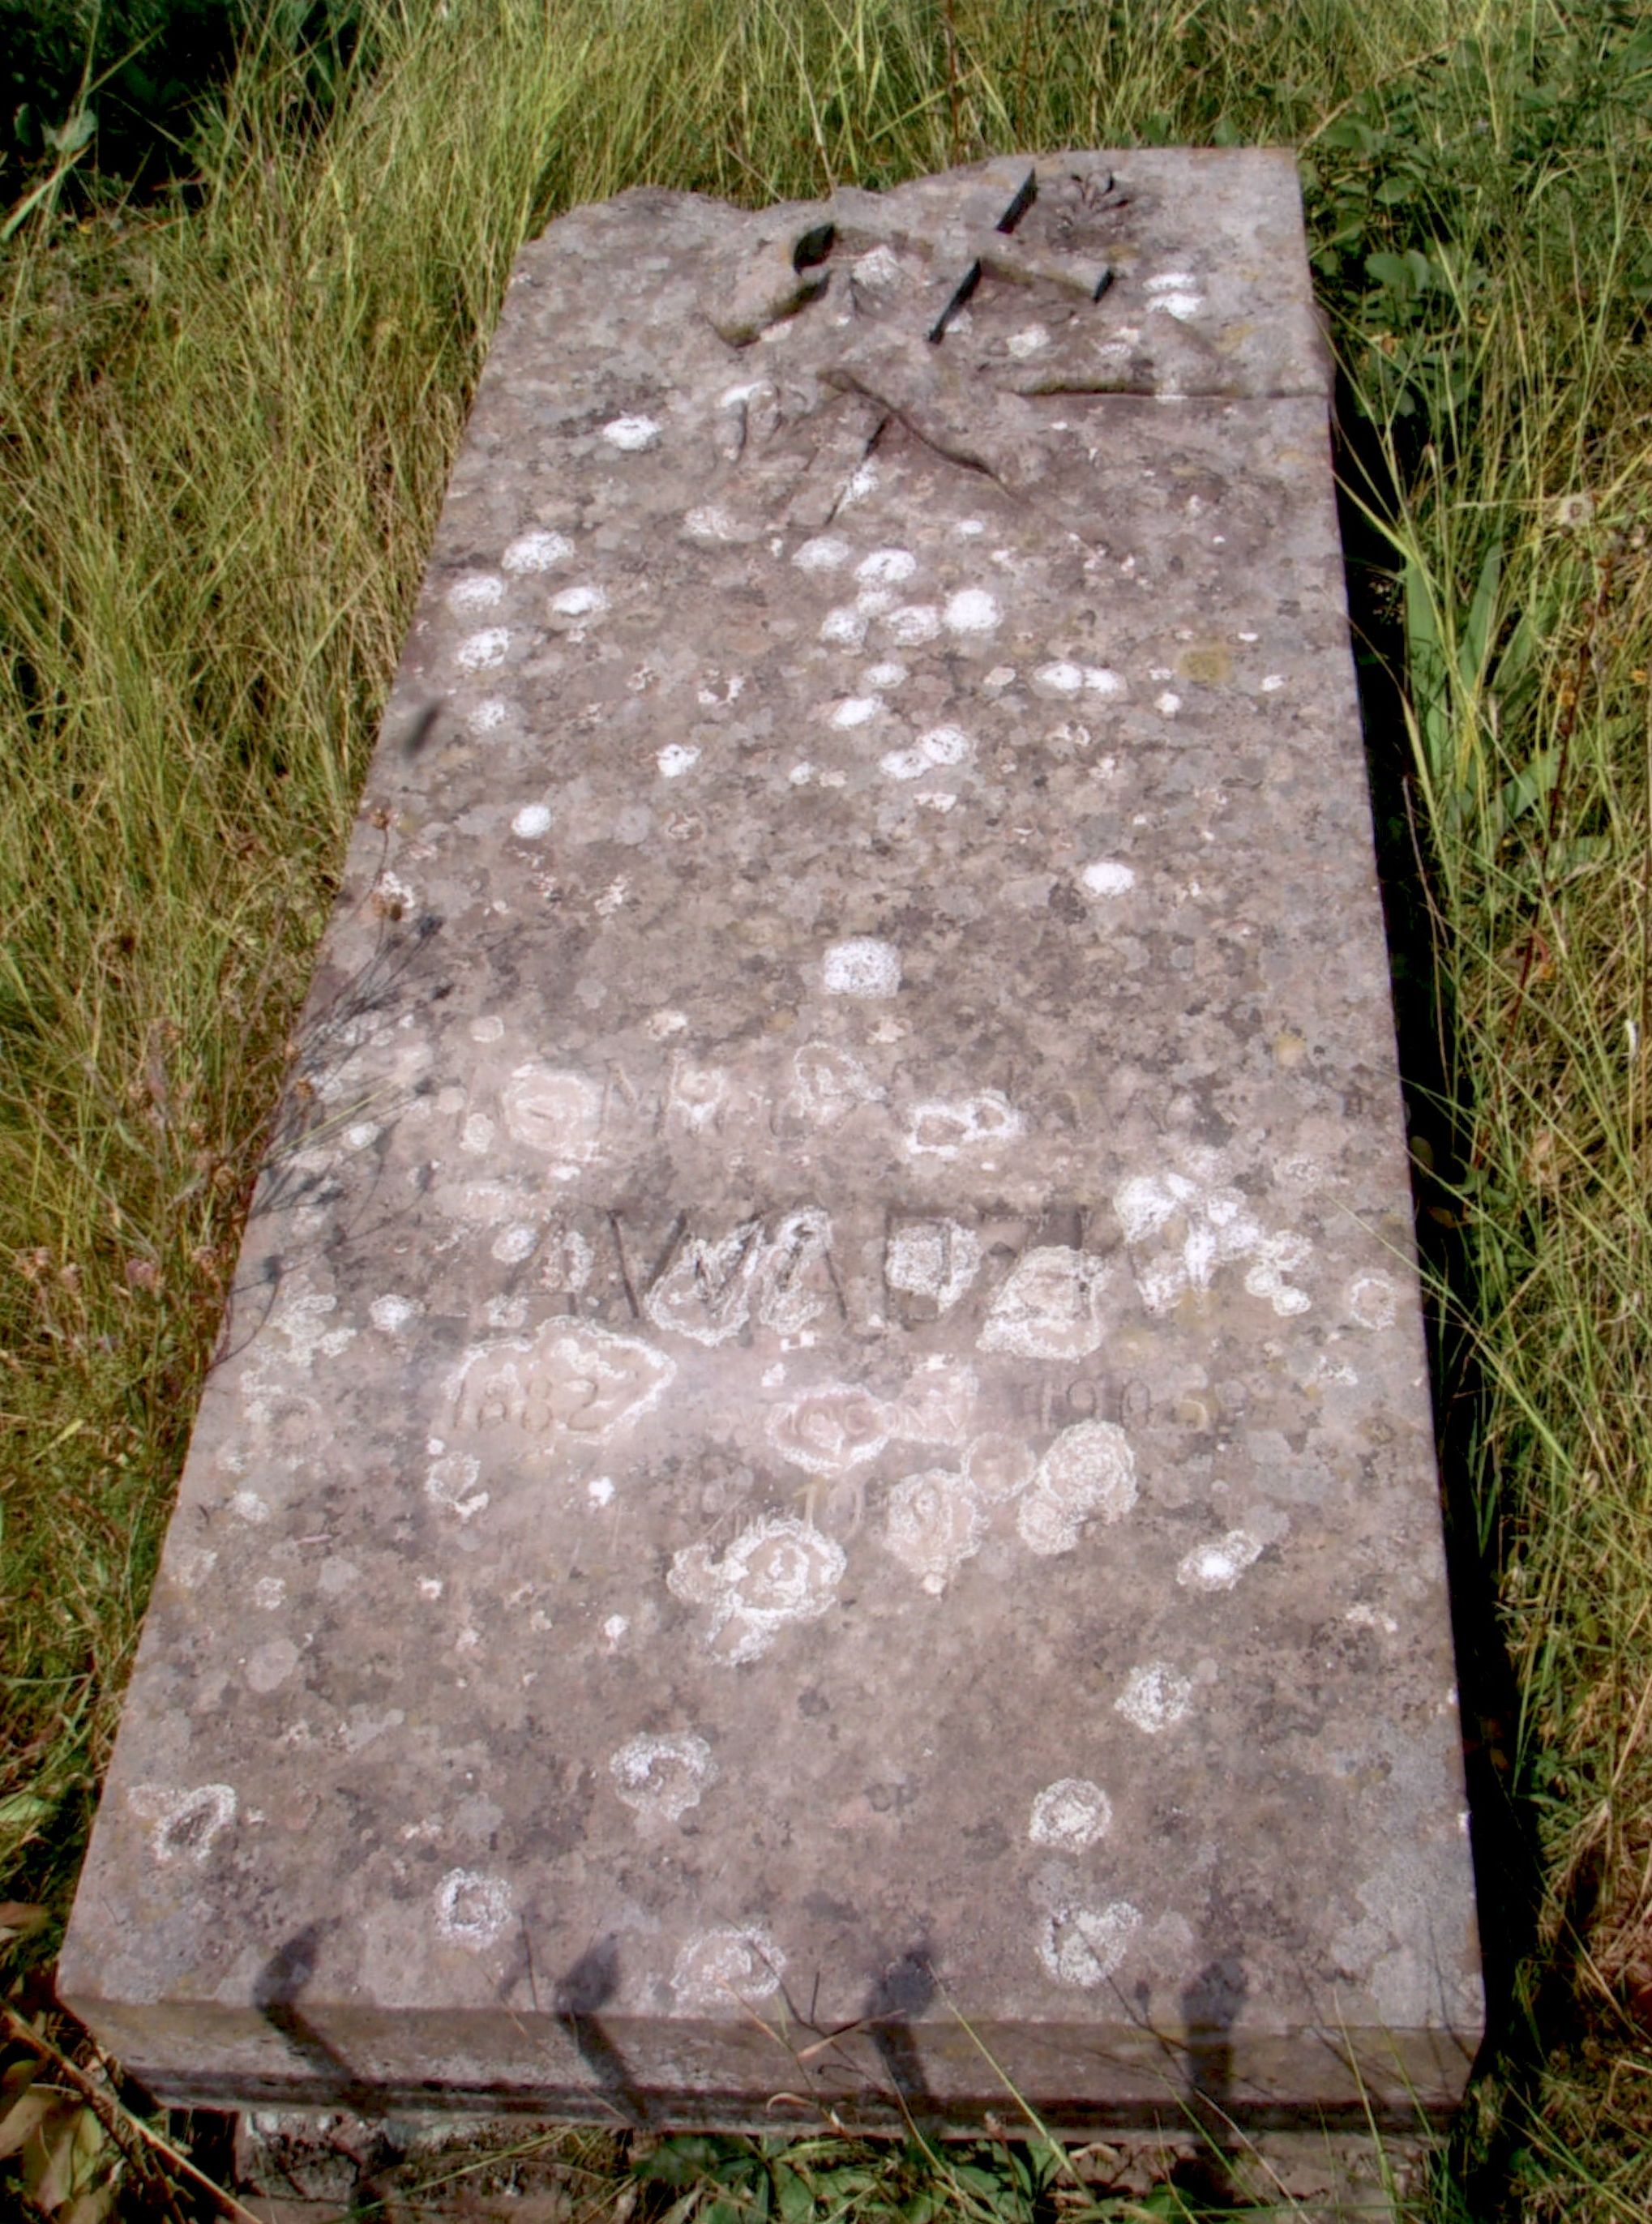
[2,0,1650,2214]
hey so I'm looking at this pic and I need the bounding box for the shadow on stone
[863,1939,939,2123]
[254,1924,380,2114]
[553,1934,645,2122]
[1169,1910,1248,2202]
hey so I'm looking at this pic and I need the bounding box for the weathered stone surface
[61,150,1483,2130]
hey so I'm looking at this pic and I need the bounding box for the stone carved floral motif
[669,1513,846,1662]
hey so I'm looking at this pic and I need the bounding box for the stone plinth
[61,151,1483,2131]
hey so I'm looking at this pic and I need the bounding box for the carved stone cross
[704,157,1113,351]
[915,163,1112,343]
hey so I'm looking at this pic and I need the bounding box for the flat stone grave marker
[62,150,1483,2131]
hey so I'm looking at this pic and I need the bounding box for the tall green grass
[2,1,1650,2214]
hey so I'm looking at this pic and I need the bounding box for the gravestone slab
[61,150,1483,2131]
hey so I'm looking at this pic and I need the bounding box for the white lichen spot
[551,584,609,619]
[418,1576,443,1600]
[1177,1530,1265,1591]
[851,245,903,289]
[1347,1272,1398,1330]
[1261,674,1286,691]
[435,1867,511,1949]
[1085,666,1126,696]
[602,414,661,451]
[511,802,553,840]
[1039,1901,1142,1987]
[456,627,510,672]
[230,1491,271,1525]
[841,459,879,507]
[1016,1420,1137,1555]
[645,1218,761,1345]
[884,1220,982,1313]
[500,1063,605,1161]
[1081,859,1136,898]
[447,571,504,613]
[246,1638,299,1692]
[1154,690,1182,716]
[470,1014,505,1044]
[788,1041,879,1127]
[831,694,884,729]
[858,548,918,585]
[884,603,941,645]
[979,1247,1111,1360]
[1115,1662,1194,1734]
[448,1319,674,1444]
[491,1224,538,1264]
[768,1381,889,1475]
[369,1293,422,1336]
[610,1731,717,1822]
[820,604,869,648]
[1115,1160,1306,1316]
[469,697,510,731]
[685,504,739,541]
[864,660,908,689]
[657,743,700,778]
[344,1121,379,1151]
[503,529,574,572]
[669,1513,845,1663]
[884,1469,985,1594]
[252,1576,286,1611]
[822,937,901,998]
[426,1452,489,1521]
[133,1782,237,1865]
[1244,1231,1313,1316]
[588,1474,615,1508]
[905,1090,1023,1159]
[1029,1777,1112,1850]
[171,1546,217,1591]
[944,588,1000,635]
[1145,271,1203,320]
[1008,324,1051,357]
[1035,661,1085,694]
[603,1614,629,1649]
[460,1113,495,1155]
[793,536,853,572]
[918,724,971,766]
[964,1432,1036,1503]
[671,1924,785,2008]
[1346,1602,1400,1635]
